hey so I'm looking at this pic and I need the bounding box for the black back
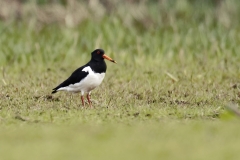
[52,49,107,94]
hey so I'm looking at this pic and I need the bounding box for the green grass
[1,121,240,160]
[1,1,240,160]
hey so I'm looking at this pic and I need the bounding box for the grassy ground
[1,1,240,160]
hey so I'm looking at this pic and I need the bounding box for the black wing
[52,65,89,94]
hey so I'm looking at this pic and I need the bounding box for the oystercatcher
[52,49,116,108]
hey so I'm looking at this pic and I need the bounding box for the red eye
[97,51,100,54]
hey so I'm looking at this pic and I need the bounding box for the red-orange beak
[102,54,117,63]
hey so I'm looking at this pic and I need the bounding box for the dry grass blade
[225,103,240,117]
[165,71,179,82]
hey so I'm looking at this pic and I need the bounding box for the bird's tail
[52,89,57,94]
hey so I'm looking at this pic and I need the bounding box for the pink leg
[86,94,92,108]
[81,95,85,107]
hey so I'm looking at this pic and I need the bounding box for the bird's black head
[91,49,117,63]
[91,49,105,59]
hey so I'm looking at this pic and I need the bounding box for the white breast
[58,66,105,95]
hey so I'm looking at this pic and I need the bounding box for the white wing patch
[57,66,105,95]
[82,66,92,72]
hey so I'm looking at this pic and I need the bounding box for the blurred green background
[1,0,240,68]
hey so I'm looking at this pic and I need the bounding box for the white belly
[58,67,105,95]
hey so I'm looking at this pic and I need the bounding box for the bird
[52,49,117,108]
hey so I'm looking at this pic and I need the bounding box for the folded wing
[52,66,89,94]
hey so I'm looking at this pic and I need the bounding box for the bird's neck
[89,60,107,73]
